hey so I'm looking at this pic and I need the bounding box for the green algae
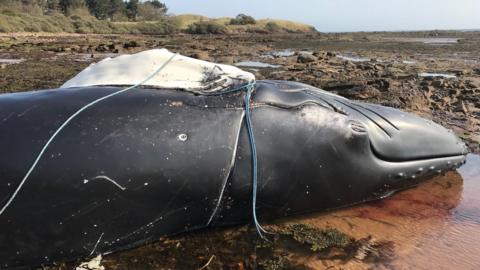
[279,224,353,252]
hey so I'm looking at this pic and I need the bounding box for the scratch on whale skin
[89,232,105,256]
[84,175,127,191]
[16,105,38,117]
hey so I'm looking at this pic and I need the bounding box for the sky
[162,0,480,32]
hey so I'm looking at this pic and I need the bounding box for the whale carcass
[0,49,468,267]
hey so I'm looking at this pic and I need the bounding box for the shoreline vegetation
[0,0,317,34]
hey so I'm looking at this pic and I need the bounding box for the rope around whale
[0,54,270,239]
[202,81,271,238]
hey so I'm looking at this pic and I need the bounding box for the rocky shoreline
[0,31,479,269]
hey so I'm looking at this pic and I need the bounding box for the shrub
[135,19,178,34]
[230,14,256,25]
[186,21,227,34]
[265,21,281,33]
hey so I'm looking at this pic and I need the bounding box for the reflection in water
[289,154,480,269]
[337,55,370,62]
[385,37,460,44]
[234,61,281,68]
[0,58,25,64]
[419,72,457,79]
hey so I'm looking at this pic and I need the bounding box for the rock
[326,51,336,57]
[368,79,390,91]
[70,45,81,52]
[297,53,317,63]
[0,64,6,69]
[466,80,480,89]
[322,81,367,98]
[78,45,89,53]
[392,72,415,80]
[191,51,210,61]
[449,89,460,96]
[422,85,434,94]
[95,44,108,52]
[356,63,374,70]
[373,64,385,71]
[123,40,139,49]
[447,69,466,76]
[420,80,430,87]
[441,96,452,106]
[216,56,234,65]
[204,45,216,51]
[432,79,444,87]
[452,100,468,113]
[313,51,326,57]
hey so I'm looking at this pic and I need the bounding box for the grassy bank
[0,9,178,34]
[0,9,317,34]
[173,14,317,33]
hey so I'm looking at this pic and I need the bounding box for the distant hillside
[172,14,317,34]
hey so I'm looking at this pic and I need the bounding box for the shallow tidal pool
[289,153,480,269]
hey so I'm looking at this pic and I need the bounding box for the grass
[158,13,317,33]
[0,8,178,34]
[0,9,317,34]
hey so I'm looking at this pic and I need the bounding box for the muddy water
[289,154,480,269]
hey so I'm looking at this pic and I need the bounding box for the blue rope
[202,81,270,238]
[244,84,270,238]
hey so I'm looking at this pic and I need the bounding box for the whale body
[0,78,468,267]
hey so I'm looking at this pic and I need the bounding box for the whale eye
[349,120,367,133]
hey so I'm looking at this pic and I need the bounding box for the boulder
[216,56,234,65]
[123,40,139,49]
[190,51,210,61]
[466,79,480,89]
[432,79,444,87]
[452,100,468,113]
[297,53,317,63]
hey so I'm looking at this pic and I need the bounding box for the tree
[125,0,138,21]
[149,0,166,13]
[46,0,61,13]
[137,0,167,21]
[107,0,124,20]
[59,0,86,14]
[84,0,124,20]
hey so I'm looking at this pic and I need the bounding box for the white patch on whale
[61,49,255,91]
